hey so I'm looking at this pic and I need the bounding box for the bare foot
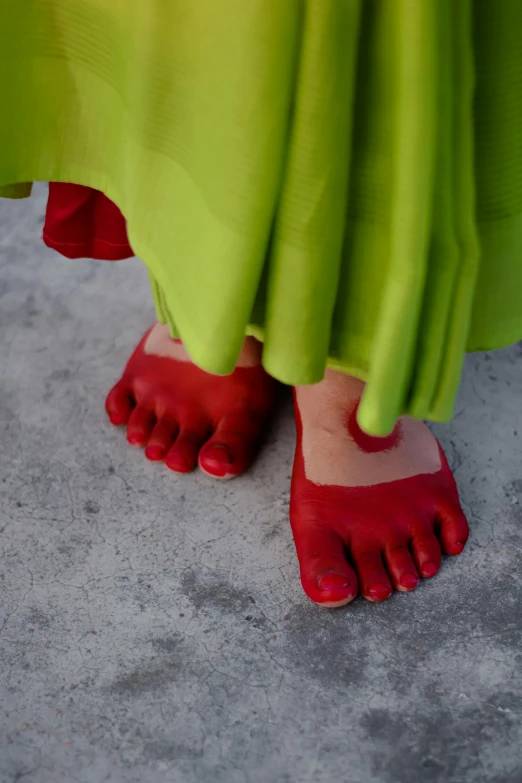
[291,370,469,607]
[106,324,277,478]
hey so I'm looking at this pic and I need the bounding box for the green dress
[1,0,521,434]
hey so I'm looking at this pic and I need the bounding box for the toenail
[368,583,391,600]
[400,573,419,590]
[423,562,438,577]
[166,454,191,472]
[128,433,143,445]
[204,444,233,465]
[145,445,164,461]
[454,540,466,552]
[318,574,349,592]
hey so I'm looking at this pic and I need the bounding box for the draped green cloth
[1,0,521,434]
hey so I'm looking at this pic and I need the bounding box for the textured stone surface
[1,185,521,783]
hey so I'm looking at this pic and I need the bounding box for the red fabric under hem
[42,233,134,261]
[43,182,134,261]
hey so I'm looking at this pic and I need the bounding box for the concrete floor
[1,185,521,783]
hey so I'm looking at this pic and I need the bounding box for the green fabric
[0,183,33,199]
[1,0,521,434]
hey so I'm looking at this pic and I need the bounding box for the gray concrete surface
[0,185,521,783]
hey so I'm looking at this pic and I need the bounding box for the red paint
[422,562,438,578]
[44,183,133,260]
[346,401,403,453]
[106,329,277,478]
[400,573,419,590]
[290,391,469,607]
[318,573,349,591]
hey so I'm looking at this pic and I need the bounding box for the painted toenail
[423,562,438,577]
[128,433,143,445]
[145,445,164,461]
[454,540,466,552]
[318,574,349,592]
[400,573,419,590]
[167,454,191,472]
[368,583,391,600]
[204,445,233,465]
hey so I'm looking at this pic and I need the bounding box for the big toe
[199,411,265,479]
[106,380,135,426]
[198,441,236,478]
[292,524,358,608]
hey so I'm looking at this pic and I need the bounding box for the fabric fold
[1,0,521,434]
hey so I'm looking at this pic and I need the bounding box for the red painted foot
[290,372,469,607]
[106,325,277,478]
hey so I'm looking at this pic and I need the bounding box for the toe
[199,410,264,479]
[411,528,441,578]
[145,418,178,462]
[384,545,419,592]
[198,442,235,478]
[106,380,135,426]
[126,406,156,447]
[292,523,358,608]
[165,422,209,474]
[352,549,393,602]
[437,500,469,556]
